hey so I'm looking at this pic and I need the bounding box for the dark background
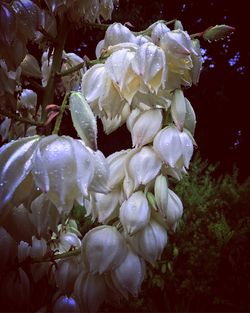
[68,0,250,181]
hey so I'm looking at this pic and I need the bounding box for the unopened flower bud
[203,24,235,42]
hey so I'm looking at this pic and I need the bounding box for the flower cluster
[0,18,205,313]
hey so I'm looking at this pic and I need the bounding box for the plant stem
[52,92,69,135]
[41,16,70,123]
[57,61,85,77]
[31,248,81,264]
[0,109,44,126]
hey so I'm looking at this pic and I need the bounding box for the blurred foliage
[102,153,250,312]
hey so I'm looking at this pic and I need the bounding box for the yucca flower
[0,135,108,215]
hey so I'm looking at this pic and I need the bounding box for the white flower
[81,225,127,274]
[29,194,59,237]
[154,175,183,231]
[59,232,81,252]
[55,257,82,293]
[0,136,40,211]
[0,135,106,215]
[74,271,107,313]
[171,89,186,131]
[103,23,136,48]
[29,236,47,259]
[120,191,150,235]
[105,49,140,104]
[111,248,145,298]
[81,64,124,119]
[150,22,170,45]
[107,149,130,189]
[131,42,167,93]
[153,125,194,169]
[86,190,120,223]
[127,219,168,265]
[128,109,163,147]
[127,146,162,188]
[31,135,95,213]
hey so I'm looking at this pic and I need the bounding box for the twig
[52,92,69,135]
[31,248,81,264]
[57,61,86,77]
[24,78,44,92]
[38,26,57,44]
[0,109,44,126]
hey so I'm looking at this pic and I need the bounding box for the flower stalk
[52,92,69,135]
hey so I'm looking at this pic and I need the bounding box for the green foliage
[138,153,250,312]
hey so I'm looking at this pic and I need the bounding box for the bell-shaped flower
[69,92,97,150]
[81,64,106,108]
[107,150,130,189]
[153,125,194,169]
[101,102,130,135]
[120,191,150,235]
[105,49,140,104]
[55,257,82,293]
[29,194,59,237]
[88,149,109,193]
[165,189,183,231]
[81,64,124,119]
[131,42,167,93]
[171,89,186,131]
[127,146,162,188]
[129,109,162,147]
[31,135,94,213]
[135,35,152,46]
[127,219,168,265]
[81,225,127,274]
[103,23,136,48]
[53,295,80,313]
[74,271,107,313]
[59,232,81,253]
[160,29,197,57]
[151,22,170,45]
[111,248,145,299]
[154,174,169,217]
[0,135,40,212]
[29,236,47,259]
[86,190,120,223]
[132,90,171,110]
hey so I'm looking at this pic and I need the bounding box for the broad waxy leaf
[69,92,97,150]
